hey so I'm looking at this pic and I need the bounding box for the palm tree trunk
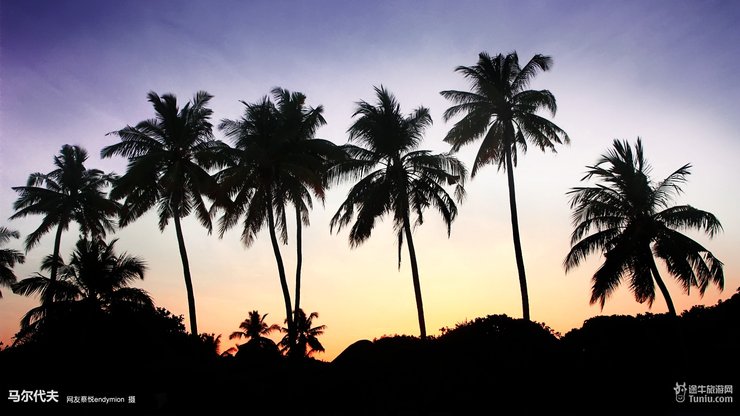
[504,146,530,321]
[266,197,295,351]
[49,224,64,282]
[649,257,677,316]
[648,251,686,369]
[43,224,65,304]
[403,214,427,339]
[173,214,198,336]
[293,206,303,325]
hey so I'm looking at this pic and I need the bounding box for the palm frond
[12,273,79,301]
[626,250,657,306]
[655,205,722,237]
[0,227,21,244]
[24,217,66,252]
[101,124,165,159]
[654,229,724,295]
[471,121,506,176]
[511,54,552,92]
[564,228,621,271]
[19,305,49,331]
[229,331,245,340]
[442,107,493,153]
[589,243,631,308]
[652,164,691,208]
[514,112,570,151]
[330,170,390,246]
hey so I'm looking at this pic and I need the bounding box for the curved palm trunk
[173,215,198,336]
[504,146,530,321]
[293,206,303,325]
[648,252,686,369]
[649,257,677,316]
[266,197,295,352]
[403,214,427,339]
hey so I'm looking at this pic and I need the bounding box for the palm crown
[565,138,724,314]
[102,91,223,231]
[13,237,151,338]
[441,51,569,175]
[229,310,280,341]
[11,145,119,284]
[279,309,326,357]
[217,89,330,246]
[331,86,466,247]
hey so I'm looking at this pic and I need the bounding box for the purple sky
[2,0,739,358]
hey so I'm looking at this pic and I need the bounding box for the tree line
[0,51,725,356]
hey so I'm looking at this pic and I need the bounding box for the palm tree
[10,145,119,287]
[279,309,326,357]
[271,87,342,328]
[440,51,569,321]
[564,138,724,315]
[0,227,25,298]
[217,90,331,349]
[330,86,467,339]
[101,91,224,336]
[13,237,151,339]
[229,310,280,343]
[198,333,223,356]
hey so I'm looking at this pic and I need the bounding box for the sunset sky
[1,0,738,360]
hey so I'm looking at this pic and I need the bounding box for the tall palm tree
[330,86,467,339]
[217,90,330,350]
[271,87,342,328]
[440,51,570,321]
[13,237,151,339]
[564,138,724,315]
[279,309,326,357]
[10,145,119,287]
[0,227,25,298]
[229,310,280,343]
[102,91,224,336]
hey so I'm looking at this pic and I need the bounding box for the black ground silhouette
[2,291,738,415]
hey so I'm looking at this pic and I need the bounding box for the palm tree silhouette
[13,237,151,338]
[10,145,119,289]
[330,86,466,339]
[279,309,325,357]
[102,91,224,336]
[0,227,25,298]
[270,88,341,331]
[564,138,724,315]
[230,310,281,342]
[217,90,331,350]
[440,52,569,321]
[198,333,223,355]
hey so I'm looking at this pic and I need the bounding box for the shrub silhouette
[2,291,737,414]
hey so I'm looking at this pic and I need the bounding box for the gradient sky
[1,0,739,360]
